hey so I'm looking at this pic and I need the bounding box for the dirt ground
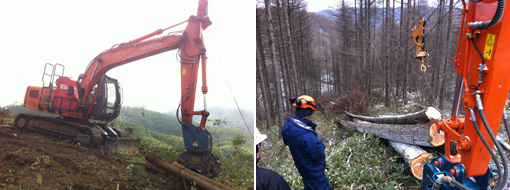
[0,123,178,189]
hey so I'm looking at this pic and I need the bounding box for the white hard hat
[255,127,267,145]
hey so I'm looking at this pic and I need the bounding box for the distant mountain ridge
[311,7,435,22]
[119,106,252,145]
[119,106,182,137]
[165,106,254,133]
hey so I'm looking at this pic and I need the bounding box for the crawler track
[15,114,103,147]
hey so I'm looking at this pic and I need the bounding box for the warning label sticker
[483,33,495,60]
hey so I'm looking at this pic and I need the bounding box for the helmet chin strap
[256,143,262,164]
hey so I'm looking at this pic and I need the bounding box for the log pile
[337,107,443,180]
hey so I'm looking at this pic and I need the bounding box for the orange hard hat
[290,95,318,111]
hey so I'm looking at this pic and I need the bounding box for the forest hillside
[256,0,510,189]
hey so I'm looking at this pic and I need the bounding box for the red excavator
[420,0,510,188]
[15,0,220,177]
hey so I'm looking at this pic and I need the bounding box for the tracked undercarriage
[15,114,140,154]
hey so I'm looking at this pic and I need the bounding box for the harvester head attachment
[177,151,221,178]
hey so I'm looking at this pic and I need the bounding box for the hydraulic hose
[465,0,506,186]
[476,95,509,190]
[469,108,504,189]
[440,176,472,190]
[468,0,504,29]
[449,179,472,190]
[503,110,510,188]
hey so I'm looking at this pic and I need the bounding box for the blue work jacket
[256,167,291,190]
[282,116,331,190]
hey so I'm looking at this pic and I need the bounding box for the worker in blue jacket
[282,95,332,190]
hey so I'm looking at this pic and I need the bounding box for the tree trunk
[274,0,291,112]
[396,0,403,100]
[403,0,412,104]
[282,0,299,97]
[264,0,285,127]
[384,0,391,107]
[256,11,274,128]
[345,107,441,124]
[144,151,232,190]
[439,0,455,110]
[389,141,432,180]
[355,0,361,89]
[366,0,373,95]
[337,120,444,147]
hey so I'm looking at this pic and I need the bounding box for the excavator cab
[84,75,140,154]
[88,75,122,122]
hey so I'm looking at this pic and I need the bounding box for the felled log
[497,133,510,152]
[145,151,232,190]
[389,141,432,180]
[337,120,444,147]
[144,162,166,174]
[345,107,441,124]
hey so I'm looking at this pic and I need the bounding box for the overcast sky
[255,0,341,12]
[305,0,340,12]
[0,0,255,114]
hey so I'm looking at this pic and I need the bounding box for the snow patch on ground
[374,104,385,109]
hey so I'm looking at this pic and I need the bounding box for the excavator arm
[422,0,510,188]
[79,0,211,125]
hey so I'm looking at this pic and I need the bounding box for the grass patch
[326,132,420,189]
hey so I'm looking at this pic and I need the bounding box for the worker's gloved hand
[317,133,324,144]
